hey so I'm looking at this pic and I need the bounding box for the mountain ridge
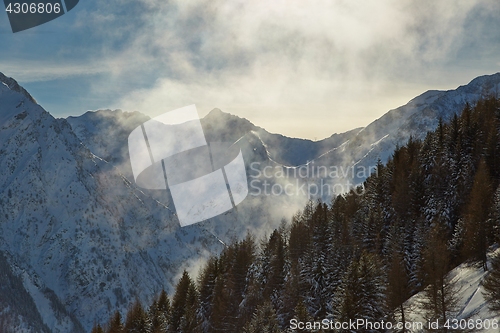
[1,71,500,331]
[0,73,223,332]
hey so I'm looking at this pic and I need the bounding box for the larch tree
[420,225,459,333]
[461,159,494,270]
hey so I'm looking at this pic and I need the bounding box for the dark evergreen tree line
[92,97,500,332]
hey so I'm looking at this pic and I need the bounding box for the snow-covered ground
[404,250,500,332]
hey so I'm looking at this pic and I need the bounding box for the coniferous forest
[92,98,500,333]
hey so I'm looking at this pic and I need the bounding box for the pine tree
[155,290,170,332]
[170,271,197,333]
[180,282,199,333]
[492,185,500,242]
[262,229,285,300]
[386,228,412,332]
[150,292,170,333]
[242,301,281,333]
[252,229,288,326]
[210,273,231,332]
[124,299,150,333]
[240,263,264,331]
[91,323,105,333]
[299,202,338,319]
[207,236,256,332]
[106,311,123,333]
[333,251,387,332]
[288,213,311,266]
[294,299,312,323]
[197,257,218,333]
[280,260,301,325]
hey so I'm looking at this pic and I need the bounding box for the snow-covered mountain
[1,72,500,331]
[67,73,500,219]
[0,74,224,332]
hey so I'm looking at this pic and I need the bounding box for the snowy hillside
[0,74,223,332]
[404,250,500,332]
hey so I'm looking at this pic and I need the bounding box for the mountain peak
[463,72,500,96]
[468,72,500,84]
[0,72,36,104]
[204,108,235,120]
[203,108,256,130]
[207,107,223,114]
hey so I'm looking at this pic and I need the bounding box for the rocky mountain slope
[0,75,223,332]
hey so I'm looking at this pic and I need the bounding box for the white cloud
[5,0,500,138]
[102,0,497,138]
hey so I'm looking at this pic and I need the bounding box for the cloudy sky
[1,0,499,139]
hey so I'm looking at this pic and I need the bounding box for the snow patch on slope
[405,250,500,332]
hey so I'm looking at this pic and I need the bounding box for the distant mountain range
[0,71,499,331]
